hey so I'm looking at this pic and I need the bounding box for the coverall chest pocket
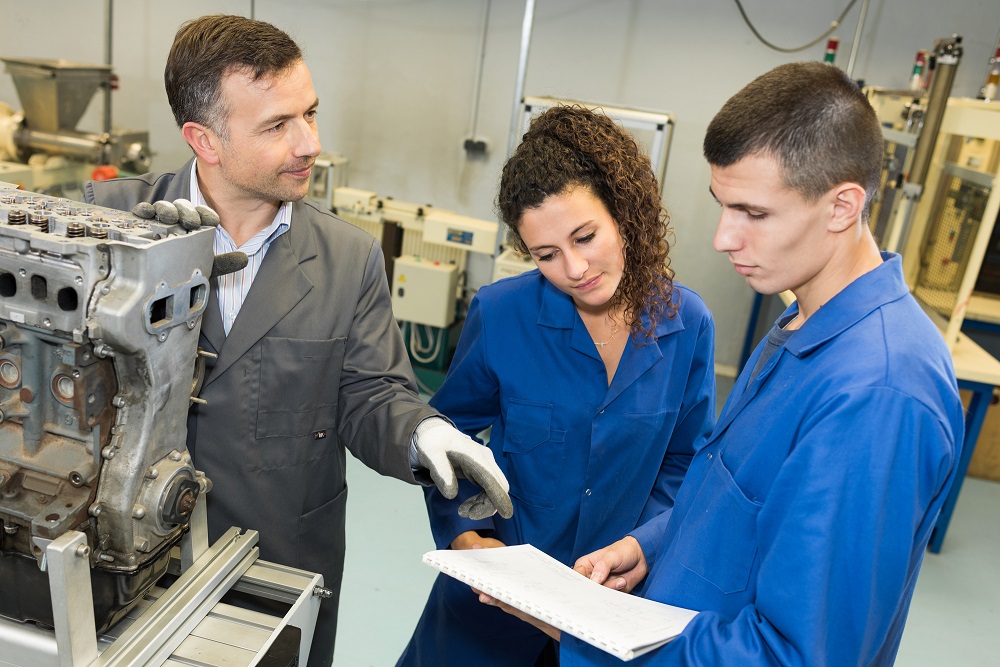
[674,452,762,595]
[256,336,345,440]
[502,400,566,510]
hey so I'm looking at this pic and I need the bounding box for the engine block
[0,182,213,631]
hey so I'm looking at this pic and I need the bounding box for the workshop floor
[332,381,1000,666]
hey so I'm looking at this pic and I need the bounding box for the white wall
[1,0,997,367]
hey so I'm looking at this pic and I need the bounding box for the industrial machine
[0,58,150,194]
[305,152,349,211]
[873,36,1000,346]
[332,187,501,388]
[0,186,323,665]
[905,97,1000,341]
[864,86,927,248]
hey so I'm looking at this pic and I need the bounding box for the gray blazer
[85,159,437,664]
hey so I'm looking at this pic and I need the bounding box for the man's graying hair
[703,62,883,217]
[165,14,302,138]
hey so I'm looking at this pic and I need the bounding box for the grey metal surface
[93,528,259,666]
[0,534,322,667]
[47,531,98,666]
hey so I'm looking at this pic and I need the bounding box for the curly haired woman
[397,105,717,666]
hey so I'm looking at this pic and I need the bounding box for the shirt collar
[189,160,292,246]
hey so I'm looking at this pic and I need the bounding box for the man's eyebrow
[708,186,767,212]
[256,99,319,130]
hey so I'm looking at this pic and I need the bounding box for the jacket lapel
[200,286,225,353]
[202,202,317,387]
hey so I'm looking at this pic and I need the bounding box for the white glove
[132,199,221,231]
[414,418,513,520]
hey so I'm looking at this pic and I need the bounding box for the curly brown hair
[497,105,676,341]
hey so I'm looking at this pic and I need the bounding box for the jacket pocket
[297,485,348,592]
[501,400,566,509]
[257,336,345,439]
[673,452,762,594]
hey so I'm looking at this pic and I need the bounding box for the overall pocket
[501,400,566,510]
[674,452,762,594]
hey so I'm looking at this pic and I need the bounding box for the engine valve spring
[28,212,49,233]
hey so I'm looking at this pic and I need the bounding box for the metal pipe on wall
[845,0,869,79]
[506,0,536,158]
[103,0,113,135]
[907,36,963,188]
[882,35,964,255]
[467,0,492,142]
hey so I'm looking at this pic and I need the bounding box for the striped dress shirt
[189,163,291,335]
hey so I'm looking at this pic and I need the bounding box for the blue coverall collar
[537,276,687,339]
[783,252,908,358]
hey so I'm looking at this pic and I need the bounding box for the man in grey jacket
[85,14,510,667]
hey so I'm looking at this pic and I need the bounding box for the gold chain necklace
[594,323,621,349]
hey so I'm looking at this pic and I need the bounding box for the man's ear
[828,182,867,233]
[181,122,222,166]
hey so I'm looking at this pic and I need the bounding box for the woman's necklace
[594,323,621,349]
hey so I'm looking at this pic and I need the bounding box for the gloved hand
[131,199,244,278]
[414,418,513,520]
[131,198,221,231]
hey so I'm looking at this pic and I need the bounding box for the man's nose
[292,121,322,158]
[713,210,740,254]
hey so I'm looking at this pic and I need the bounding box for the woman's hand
[475,590,561,641]
[450,530,506,550]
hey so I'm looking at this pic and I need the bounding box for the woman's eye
[577,233,596,244]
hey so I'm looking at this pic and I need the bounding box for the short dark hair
[498,105,676,340]
[165,14,302,136]
[704,62,883,214]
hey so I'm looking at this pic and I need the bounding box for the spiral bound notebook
[422,544,698,661]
